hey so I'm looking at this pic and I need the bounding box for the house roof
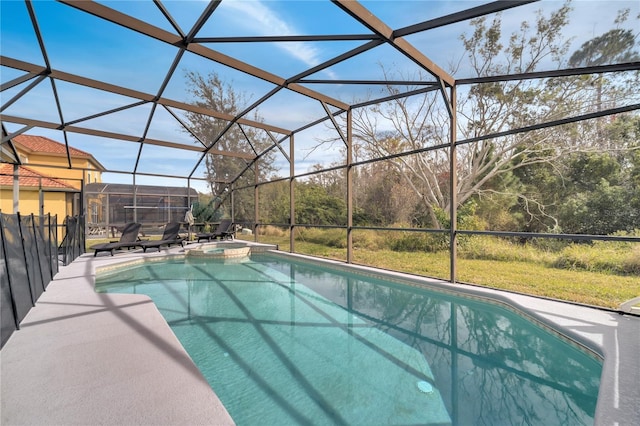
[12,135,106,171]
[85,182,198,197]
[14,135,91,157]
[0,163,78,190]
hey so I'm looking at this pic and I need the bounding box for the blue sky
[2,0,638,193]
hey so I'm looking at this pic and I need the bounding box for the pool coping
[1,243,638,425]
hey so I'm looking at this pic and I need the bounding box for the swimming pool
[96,252,602,425]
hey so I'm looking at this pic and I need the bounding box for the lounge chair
[138,222,184,253]
[90,222,142,256]
[195,219,234,242]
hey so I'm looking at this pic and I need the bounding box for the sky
[1,0,639,193]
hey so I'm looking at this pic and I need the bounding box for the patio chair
[90,222,143,256]
[139,222,184,253]
[195,219,234,242]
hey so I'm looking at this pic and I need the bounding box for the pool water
[96,254,602,426]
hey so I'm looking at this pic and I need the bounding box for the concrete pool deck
[1,243,639,425]
[1,245,236,425]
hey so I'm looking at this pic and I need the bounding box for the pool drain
[417,381,433,394]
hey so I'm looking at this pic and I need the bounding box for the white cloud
[220,0,337,79]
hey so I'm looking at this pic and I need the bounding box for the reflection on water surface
[97,254,601,426]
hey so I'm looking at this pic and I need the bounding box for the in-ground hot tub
[184,241,277,259]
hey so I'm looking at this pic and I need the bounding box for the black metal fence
[0,212,59,348]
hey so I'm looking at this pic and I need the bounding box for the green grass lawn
[240,234,640,310]
[353,248,637,309]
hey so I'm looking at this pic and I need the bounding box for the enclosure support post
[39,177,44,217]
[13,164,19,213]
[289,134,295,253]
[79,178,85,247]
[346,108,353,264]
[254,162,259,242]
[105,194,110,239]
[187,178,192,208]
[166,194,170,224]
[230,183,235,226]
[438,78,457,284]
[187,177,192,241]
[133,175,137,223]
[449,85,458,283]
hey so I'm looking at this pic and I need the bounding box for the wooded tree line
[187,2,639,236]
[257,129,640,235]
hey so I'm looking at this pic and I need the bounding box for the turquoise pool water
[96,254,602,426]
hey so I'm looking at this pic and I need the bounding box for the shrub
[388,232,448,253]
[460,236,516,261]
[529,236,571,253]
[458,236,554,263]
[351,230,385,250]
[553,240,639,275]
[295,227,346,248]
[622,245,640,275]
[258,225,287,237]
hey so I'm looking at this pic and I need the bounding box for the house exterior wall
[4,135,103,219]
[20,153,102,189]
[0,186,70,221]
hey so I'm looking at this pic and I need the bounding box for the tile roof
[13,135,91,158]
[0,163,77,190]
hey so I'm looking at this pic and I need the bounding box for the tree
[559,179,633,234]
[294,182,347,225]
[191,195,223,223]
[183,71,276,220]
[330,2,639,233]
[511,114,640,234]
[568,8,640,144]
[258,179,290,224]
[556,115,640,234]
[569,10,638,68]
[337,3,576,229]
